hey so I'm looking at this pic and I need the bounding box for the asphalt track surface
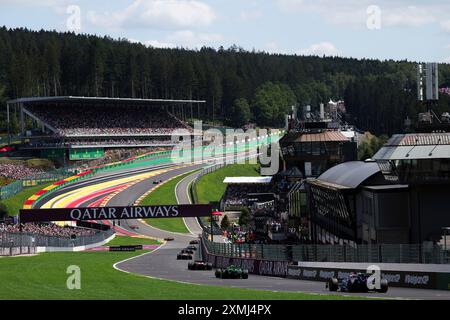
[35,159,450,300]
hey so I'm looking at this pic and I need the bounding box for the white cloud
[441,20,450,32]
[130,30,223,49]
[88,0,216,31]
[240,9,263,21]
[298,42,339,57]
[0,0,69,5]
[166,30,223,47]
[264,41,279,53]
[275,0,450,30]
[128,38,176,49]
[276,0,305,12]
[383,6,436,27]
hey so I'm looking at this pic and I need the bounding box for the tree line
[1,27,450,134]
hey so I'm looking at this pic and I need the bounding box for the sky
[0,0,449,63]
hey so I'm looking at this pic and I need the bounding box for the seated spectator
[0,164,44,180]
[26,105,193,137]
[0,222,97,238]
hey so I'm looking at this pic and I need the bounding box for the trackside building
[304,133,450,245]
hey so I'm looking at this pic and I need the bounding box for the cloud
[264,41,279,53]
[88,0,216,31]
[298,42,339,57]
[166,30,223,47]
[383,6,437,27]
[441,20,450,32]
[128,38,176,49]
[275,0,449,29]
[0,0,69,5]
[130,30,223,49]
[276,0,305,12]
[240,9,263,21]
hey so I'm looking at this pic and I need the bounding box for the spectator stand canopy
[223,177,273,184]
[6,96,206,149]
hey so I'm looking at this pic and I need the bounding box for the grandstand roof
[223,177,273,184]
[373,133,450,160]
[8,96,206,105]
[314,161,381,189]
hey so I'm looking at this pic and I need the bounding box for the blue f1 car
[326,272,388,293]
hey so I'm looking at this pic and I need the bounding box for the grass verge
[106,236,160,246]
[0,183,52,216]
[0,251,366,300]
[139,171,198,233]
[195,164,260,206]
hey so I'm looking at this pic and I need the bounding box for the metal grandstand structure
[6,96,206,150]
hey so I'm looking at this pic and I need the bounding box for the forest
[1,27,450,135]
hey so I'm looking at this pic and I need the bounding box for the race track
[35,159,450,300]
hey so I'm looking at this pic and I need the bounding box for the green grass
[140,171,198,233]
[0,251,366,300]
[106,236,160,246]
[195,164,260,207]
[0,183,52,216]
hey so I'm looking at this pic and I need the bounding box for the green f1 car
[215,265,249,279]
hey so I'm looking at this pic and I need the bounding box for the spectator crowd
[27,105,192,136]
[222,184,272,208]
[0,163,45,180]
[0,222,97,238]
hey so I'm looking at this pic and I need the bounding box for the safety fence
[202,234,450,264]
[0,148,176,202]
[0,229,114,256]
[0,166,78,200]
[190,163,227,236]
[2,130,282,205]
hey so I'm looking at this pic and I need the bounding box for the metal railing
[203,234,450,264]
[0,229,114,256]
[190,163,227,235]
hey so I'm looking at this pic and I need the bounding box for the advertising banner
[286,265,445,290]
[20,204,212,223]
[69,148,105,160]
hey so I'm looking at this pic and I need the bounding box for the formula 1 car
[181,248,194,255]
[186,245,197,251]
[188,261,213,270]
[177,252,193,260]
[326,272,388,293]
[164,237,175,241]
[189,240,200,245]
[215,265,249,279]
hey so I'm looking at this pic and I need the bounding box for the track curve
[34,155,450,300]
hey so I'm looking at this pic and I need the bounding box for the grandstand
[6,96,205,160]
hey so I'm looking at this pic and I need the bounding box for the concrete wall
[36,233,115,253]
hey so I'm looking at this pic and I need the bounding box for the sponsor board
[20,204,212,222]
[287,266,447,290]
[201,239,450,290]
[109,246,136,252]
[203,247,289,277]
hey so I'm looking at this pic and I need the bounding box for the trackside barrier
[21,129,283,208]
[0,229,114,256]
[201,234,450,290]
[201,232,290,277]
[22,149,174,208]
[202,234,449,265]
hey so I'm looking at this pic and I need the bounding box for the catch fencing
[203,234,450,264]
[0,229,114,256]
[190,163,227,236]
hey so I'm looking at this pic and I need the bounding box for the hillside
[0,27,450,134]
